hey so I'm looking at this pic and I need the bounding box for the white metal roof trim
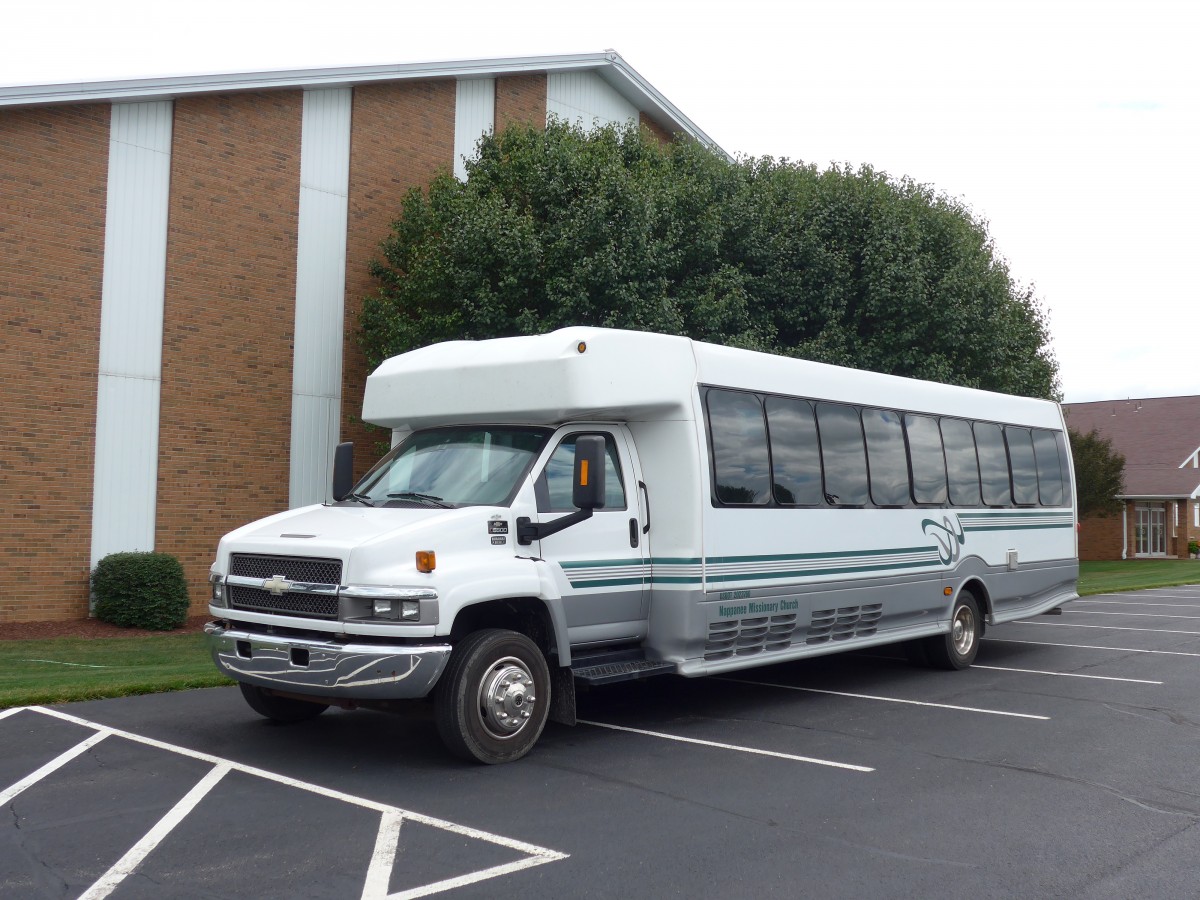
[0,51,724,153]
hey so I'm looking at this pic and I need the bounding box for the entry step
[571,659,675,685]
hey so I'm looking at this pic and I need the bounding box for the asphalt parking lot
[6,585,1200,899]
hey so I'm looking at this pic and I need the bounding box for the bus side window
[863,408,909,506]
[816,403,870,506]
[765,397,822,505]
[941,418,982,506]
[1054,431,1074,502]
[1031,429,1065,506]
[905,414,948,505]
[1005,427,1039,506]
[707,390,771,505]
[974,422,1012,507]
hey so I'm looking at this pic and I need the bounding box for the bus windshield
[351,426,551,508]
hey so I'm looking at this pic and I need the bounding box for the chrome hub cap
[478,657,536,739]
[952,605,976,656]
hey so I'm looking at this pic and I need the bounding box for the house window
[1194,503,1198,528]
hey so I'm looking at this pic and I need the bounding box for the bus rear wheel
[923,591,981,670]
[434,628,550,764]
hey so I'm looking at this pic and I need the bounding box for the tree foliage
[361,120,1059,398]
[1069,428,1126,518]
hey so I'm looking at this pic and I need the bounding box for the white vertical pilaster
[454,78,495,180]
[289,87,352,508]
[90,100,173,571]
[547,71,638,130]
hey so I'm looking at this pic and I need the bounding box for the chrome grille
[230,554,342,584]
[228,554,342,620]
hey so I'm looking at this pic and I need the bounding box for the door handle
[629,518,639,548]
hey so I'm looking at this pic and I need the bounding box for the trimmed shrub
[92,552,191,631]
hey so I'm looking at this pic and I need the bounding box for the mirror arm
[516,509,594,546]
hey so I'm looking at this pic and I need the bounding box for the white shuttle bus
[207,328,1078,763]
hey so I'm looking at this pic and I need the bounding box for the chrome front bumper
[205,621,451,700]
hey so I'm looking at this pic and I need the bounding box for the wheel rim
[951,603,976,657]
[477,656,537,740]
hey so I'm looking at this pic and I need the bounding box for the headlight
[209,572,227,608]
[341,586,437,622]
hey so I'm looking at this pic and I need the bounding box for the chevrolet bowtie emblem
[261,575,293,596]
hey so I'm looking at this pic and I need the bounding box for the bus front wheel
[434,628,550,764]
[923,591,981,670]
[239,683,329,723]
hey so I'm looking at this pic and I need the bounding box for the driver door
[531,426,649,648]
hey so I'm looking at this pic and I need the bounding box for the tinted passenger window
[816,403,869,505]
[1032,429,1065,506]
[941,418,981,506]
[708,390,771,504]
[538,433,626,512]
[1055,432,1073,502]
[1006,427,1039,505]
[863,408,909,506]
[765,397,822,505]
[975,423,1012,506]
[906,415,948,504]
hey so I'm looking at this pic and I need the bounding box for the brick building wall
[495,74,547,130]
[157,92,304,609]
[1081,499,1200,560]
[0,105,110,623]
[1,58,707,622]
[639,112,674,145]
[1078,513,1123,561]
[341,81,457,478]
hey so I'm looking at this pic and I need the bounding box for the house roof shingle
[1063,396,1200,499]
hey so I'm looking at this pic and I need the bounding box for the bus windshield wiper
[388,491,453,509]
[345,492,374,506]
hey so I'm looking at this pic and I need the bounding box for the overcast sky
[6,0,1195,403]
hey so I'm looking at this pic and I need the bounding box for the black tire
[434,628,550,764]
[239,683,329,723]
[922,591,982,670]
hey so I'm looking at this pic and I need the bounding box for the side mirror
[332,442,354,502]
[572,435,606,511]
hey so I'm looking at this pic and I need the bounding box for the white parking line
[1075,600,1200,611]
[970,664,1162,684]
[5,707,568,899]
[986,638,1200,658]
[718,678,1049,720]
[1066,610,1200,621]
[0,728,109,806]
[1025,621,1200,636]
[578,720,874,772]
[79,764,231,900]
[1087,591,1200,601]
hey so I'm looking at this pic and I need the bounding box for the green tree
[361,120,1059,399]
[1069,428,1126,518]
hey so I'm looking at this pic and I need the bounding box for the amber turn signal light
[416,551,436,573]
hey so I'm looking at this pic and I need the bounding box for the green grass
[0,633,233,709]
[1079,559,1200,596]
